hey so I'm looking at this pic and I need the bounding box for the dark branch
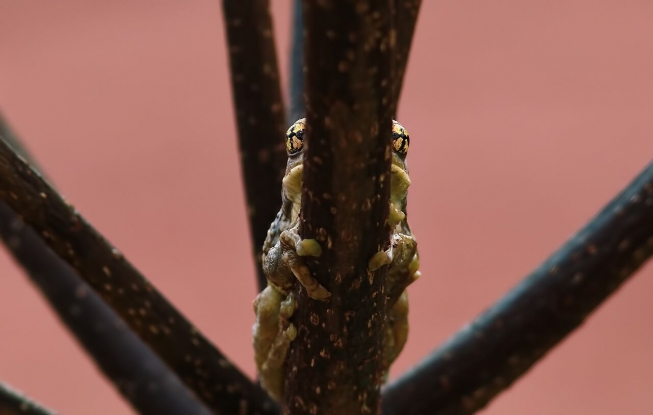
[288,0,305,124]
[287,0,421,122]
[221,0,288,292]
[391,0,421,115]
[283,1,395,414]
[0,381,58,415]
[0,117,211,415]
[0,137,277,414]
[382,161,653,415]
[0,204,212,415]
[0,115,36,165]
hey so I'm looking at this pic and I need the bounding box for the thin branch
[0,117,212,415]
[282,1,395,414]
[0,203,212,415]
[382,161,653,415]
[0,381,58,415]
[0,138,277,414]
[221,0,288,292]
[391,0,421,115]
[0,114,36,165]
[287,0,421,122]
[288,0,305,124]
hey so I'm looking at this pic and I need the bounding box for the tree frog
[252,118,420,401]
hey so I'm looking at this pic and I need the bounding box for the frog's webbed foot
[279,227,331,300]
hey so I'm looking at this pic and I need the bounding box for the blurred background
[1,1,652,414]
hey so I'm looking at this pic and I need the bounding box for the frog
[252,118,420,401]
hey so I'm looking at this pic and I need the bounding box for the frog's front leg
[263,224,330,300]
[253,286,297,401]
[369,233,420,305]
[369,233,419,372]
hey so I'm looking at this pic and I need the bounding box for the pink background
[1,2,652,414]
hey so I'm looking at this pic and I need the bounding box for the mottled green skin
[252,120,420,401]
[252,146,328,402]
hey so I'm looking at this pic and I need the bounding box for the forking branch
[0,115,211,415]
[0,133,276,415]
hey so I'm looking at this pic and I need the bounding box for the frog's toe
[296,238,322,257]
[290,264,331,300]
[279,291,297,319]
[388,202,406,228]
[408,253,421,282]
[279,228,300,248]
[284,323,297,341]
[280,230,322,257]
[309,284,331,300]
[368,233,418,273]
[368,250,392,271]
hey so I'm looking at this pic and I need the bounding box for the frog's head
[281,118,412,225]
[281,118,306,218]
[389,120,411,227]
[390,119,410,174]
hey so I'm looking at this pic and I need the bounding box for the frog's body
[252,119,420,401]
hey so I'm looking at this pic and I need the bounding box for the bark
[288,0,421,122]
[282,1,395,414]
[222,0,289,292]
[390,0,421,116]
[0,116,211,415]
[0,382,58,415]
[0,137,277,415]
[382,161,653,414]
[288,0,305,124]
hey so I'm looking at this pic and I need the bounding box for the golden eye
[286,118,306,155]
[392,120,409,155]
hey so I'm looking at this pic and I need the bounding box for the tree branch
[221,0,288,292]
[288,0,305,124]
[0,137,277,414]
[0,114,35,165]
[390,0,421,115]
[382,161,653,414]
[0,203,213,415]
[0,381,58,415]
[282,1,395,414]
[0,117,212,415]
[287,0,421,122]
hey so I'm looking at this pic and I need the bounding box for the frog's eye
[392,120,409,155]
[286,118,306,155]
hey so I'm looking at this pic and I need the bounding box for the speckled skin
[252,119,420,401]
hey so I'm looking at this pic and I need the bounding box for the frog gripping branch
[276,2,406,414]
[2,2,653,415]
[253,118,420,405]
